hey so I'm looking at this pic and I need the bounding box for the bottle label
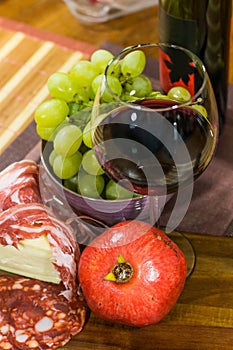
[158,6,199,96]
[159,6,197,54]
[159,48,195,96]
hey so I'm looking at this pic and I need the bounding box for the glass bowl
[40,141,171,228]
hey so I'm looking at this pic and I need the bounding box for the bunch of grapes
[34,48,207,200]
[34,49,152,200]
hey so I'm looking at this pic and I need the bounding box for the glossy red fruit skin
[78,220,187,327]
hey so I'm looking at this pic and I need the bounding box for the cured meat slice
[0,203,79,300]
[0,160,41,212]
[0,275,86,349]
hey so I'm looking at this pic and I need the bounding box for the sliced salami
[0,275,86,350]
[0,203,79,300]
[0,160,42,212]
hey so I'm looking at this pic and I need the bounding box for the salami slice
[0,203,79,300]
[0,160,41,212]
[0,275,86,350]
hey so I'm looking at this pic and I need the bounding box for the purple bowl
[40,141,172,227]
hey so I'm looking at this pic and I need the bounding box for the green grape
[107,60,121,78]
[70,60,99,88]
[83,121,93,148]
[133,193,142,198]
[82,149,105,176]
[190,104,208,118]
[53,151,82,179]
[75,86,91,103]
[64,174,78,192]
[36,125,56,141]
[104,75,122,101]
[90,49,114,73]
[124,75,152,98]
[105,179,134,200]
[34,99,69,127]
[68,86,91,114]
[91,74,103,96]
[149,91,171,100]
[85,84,95,100]
[167,86,191,102]
[49,149,57,166]
[121,50,146,78]
[92,74,122,102]
[47,72,77,102]
[120,92,142,102]
[77,171,105,198]
[53,124,83,157]
[51,120,70,136]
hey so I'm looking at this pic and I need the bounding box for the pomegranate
[78,220,187,327]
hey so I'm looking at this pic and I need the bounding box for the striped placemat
[0,17,96,155]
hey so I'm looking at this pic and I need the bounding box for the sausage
[0,275,86,349]
[0,160,87,349]
[0,160,42,212]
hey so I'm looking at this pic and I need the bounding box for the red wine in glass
[93,99,215,197]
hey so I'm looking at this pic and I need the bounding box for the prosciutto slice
[0,160,41,212]
[0,203,79,301]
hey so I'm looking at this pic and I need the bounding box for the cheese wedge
[0,235,61,283]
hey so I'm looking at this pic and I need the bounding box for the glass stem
[149,196,161,228]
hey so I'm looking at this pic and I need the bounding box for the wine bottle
[158,0,232,132]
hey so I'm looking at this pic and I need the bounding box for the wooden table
[0,2,233,349]
[0,233,232,350]
[0,0,159,46]
[0,0,232,83]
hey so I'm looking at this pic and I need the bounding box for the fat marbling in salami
[0,275,86,350]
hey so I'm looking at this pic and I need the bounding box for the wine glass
[91,43,218,276]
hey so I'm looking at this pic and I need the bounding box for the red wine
[93,99,215,196]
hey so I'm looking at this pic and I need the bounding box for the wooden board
[0,17,96,154]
